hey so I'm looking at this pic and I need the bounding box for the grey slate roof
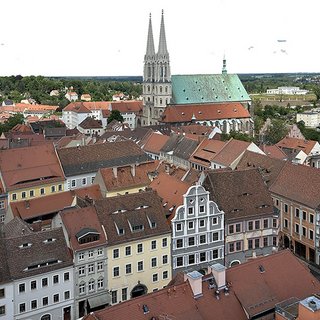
[57,140,151,176]
[0,237,10,284]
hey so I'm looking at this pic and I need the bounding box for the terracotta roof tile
[161,102,250,123]
[79,117,103,129]
[276,137,317,155]
[142,132,170,155]
[260,144,287,160]
[63,102,92,113]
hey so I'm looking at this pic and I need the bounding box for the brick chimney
[209,263,226,290]
[184,271,203,298]
[298,296,320,320]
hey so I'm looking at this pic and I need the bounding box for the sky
[0,0,319,76]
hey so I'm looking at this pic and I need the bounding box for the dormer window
[76,228,100,244]
[43,238,56,244]
[19,243,32,249]
[132,225,144,232]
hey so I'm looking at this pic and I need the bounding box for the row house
[0,143,65,224]
[95,191,172,305]
[78,117,105,137]
[160,102,254,135]
[57,140,151,190]
[141,131,170,160]
[1,219,74,320]
[61,103,92,129]
[56,206,109,319]
[190,138,265,171]
[171,185,225,276]
[203,168,279,267]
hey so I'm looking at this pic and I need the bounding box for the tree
[0,113,24,134]
[107,110,124,124]
[265,119,288,144]
[313,85,320,101]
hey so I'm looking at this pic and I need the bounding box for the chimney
[131,164,136,177]
[165,164,170,174]
[184,271,203,298]
[298,296,320,319]
[112,167,118,178]
[209,263,226,290]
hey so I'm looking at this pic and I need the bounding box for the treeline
[0,75,142,109]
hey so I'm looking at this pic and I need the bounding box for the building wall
[171,185,225,276]
[296,112,320,128]
[13,266,74,320]
[62,111,91,129]
[65,173,96,191]
[107,233,172,304]
[0,282,14,319]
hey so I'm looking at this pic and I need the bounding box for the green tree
[313,85,320,101]
[0,113,24,134]
[265,119,288,144]
[107,110,124,124]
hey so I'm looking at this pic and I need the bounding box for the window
[302,211,307,221]
[162,238,167,247]
[88,280,95,292]
[295,224,300,234]
[79,266,85,276]
[229,225,234,234]
[12,193,17,201]
[248,239,253,250]
[162,255,168,264]
[21,191,26,199]
[125,246,131,256]
[53,294,59,303]
[125,264,132,274]
[19,303,26,313]
[302,226,307,237]
[97,248,103,256]
[273,219,277,228]
[263,237,268,247]
[88,250,94,258]
[255,238,260,248]
[235,223,241,233]
[113,248,119,259]
[53,275,59,284]
[188,207,193,215]
[0,201,4,210]
[78,252,84,261]
[295,208,300,218]
[176,239,183,248]
[19,283,25,293]
[199,205,205,213]
[284,218,288,229]
[273,237,277,246]
[0,289,3,299]
[137,261,144,272]
[188,221,194,229]
[188,254,195,265]
[310,229,314,240]
[137,243,143,253]
[151,240,156,250]
[111,291,117,304]
[229,243,235,253]
[284,204,288,213]
[151,258,157,268]
[58,184,62,191]
[200,234,206,244]
[42,278,48,287]
[200,252,206,262]
[176,223,182,231]
[113,267,120,277]
[163,271,168,279]
[199,219,205,227]
[212,249,218,259]
[212,232,219,241]
[248,221,253,231]
[79,283,85,295]
[212,217,217,225]
[310,214,314,224]
[31,300,37,309]
[64,272,70,281]
[152,273,158,282]
[176,257,183,267]
[263,219,269,229]
[51,185,56,193]
[31,280,36,290]
[64,291,70,300]
[97,261,103,271]
[188,237,195,246]
[40,188,45,195]
[122,288,128,301]
[88,264,94,274]
[29,190,34,197]
[97,278,104,289]
[255,220,260,230]
[82,178,87,185]
[71,180,76,187]
[42,297,48,306]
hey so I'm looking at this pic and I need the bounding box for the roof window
[19,243,32,249]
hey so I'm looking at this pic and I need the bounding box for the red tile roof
[259,144,287,160]
[2,103,58,113]
[162,102,250,123]
[276,137,317,155]
[142,132,170,155]
[0,143,65,191]
[63,102,92,113]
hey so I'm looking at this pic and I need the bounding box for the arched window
[159,86,162,93]
[160,99,163,105]
[147,85,150,93]
[41,315,51,320]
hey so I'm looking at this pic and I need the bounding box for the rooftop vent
[142,304,149,314]
[259,265,265,273]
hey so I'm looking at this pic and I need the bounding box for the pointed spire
[145,13,155,57]
[157,9,168,55]
[222,54,227,74]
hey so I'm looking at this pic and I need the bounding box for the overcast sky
[0,0,319,76]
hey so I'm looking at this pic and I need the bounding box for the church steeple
[145,13,155,59]
[157,10,168,56]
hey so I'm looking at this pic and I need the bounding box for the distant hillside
[51,76,143,82]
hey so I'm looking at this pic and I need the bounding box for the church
[141,11,253,135]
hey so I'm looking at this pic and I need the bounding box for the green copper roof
[171,74,250,105]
